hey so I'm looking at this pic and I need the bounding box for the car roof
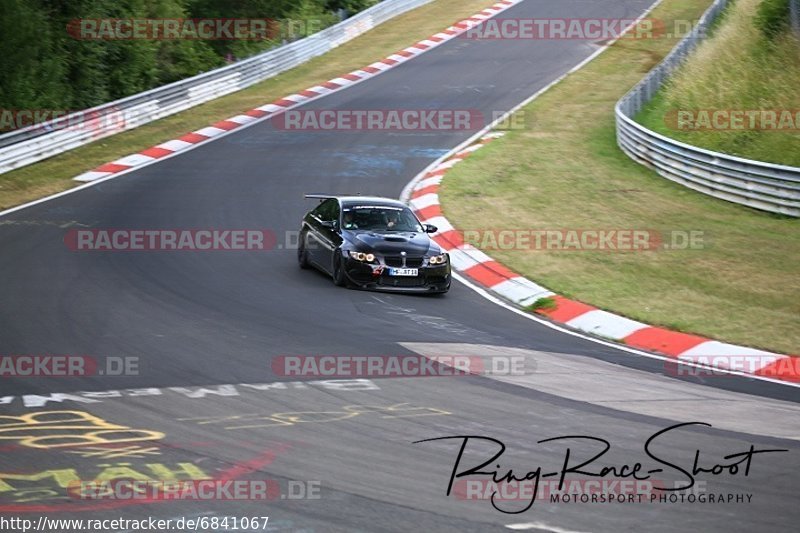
[339,196,407,209]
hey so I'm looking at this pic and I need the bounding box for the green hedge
[0,0,365,112]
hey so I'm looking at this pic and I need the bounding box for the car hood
[350,231,437,256]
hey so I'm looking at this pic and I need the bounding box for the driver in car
[386,211,400,230]
[343,211,359,229]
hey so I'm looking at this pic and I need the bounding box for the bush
[0,0,377,112]
[326,0,380,16]
[755,0,790,39]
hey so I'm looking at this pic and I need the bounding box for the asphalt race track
[1,1,798,531]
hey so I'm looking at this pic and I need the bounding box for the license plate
[388,268,419,277]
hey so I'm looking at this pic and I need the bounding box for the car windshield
[341,206,423,233]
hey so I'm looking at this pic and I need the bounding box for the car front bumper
[342,258,451,293]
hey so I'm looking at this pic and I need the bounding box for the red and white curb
[408,132,799,384]
[72,0,524,182]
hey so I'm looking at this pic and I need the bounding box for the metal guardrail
[615,0,800,217]
[0,0,433,175]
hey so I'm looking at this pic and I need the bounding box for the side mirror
[320,220,338,232]
[424,224,438,234]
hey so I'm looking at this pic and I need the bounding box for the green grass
[526,297,557,312]
[0,0,493,211]
[440,0,800,354]
[637,0,800,166]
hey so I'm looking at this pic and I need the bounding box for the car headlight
[349,251,376,263]
[428,253,448,265]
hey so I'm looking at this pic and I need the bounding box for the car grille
[384,256,424,268]
[378,276,426,288]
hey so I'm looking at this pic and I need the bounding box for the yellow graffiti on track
[0,411,164,449]
[66,445,161,459]
[180,403,451,430]
[0,462,210,504]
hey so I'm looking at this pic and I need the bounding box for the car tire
[333,252,348,287]
[298,232,310,269]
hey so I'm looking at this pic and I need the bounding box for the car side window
[312,199,339,222]
[328,201,340,224]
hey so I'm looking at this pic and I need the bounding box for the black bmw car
[298,195,451,293]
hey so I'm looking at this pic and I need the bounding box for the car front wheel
[298,231,310,269]
[333,251,348,287]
